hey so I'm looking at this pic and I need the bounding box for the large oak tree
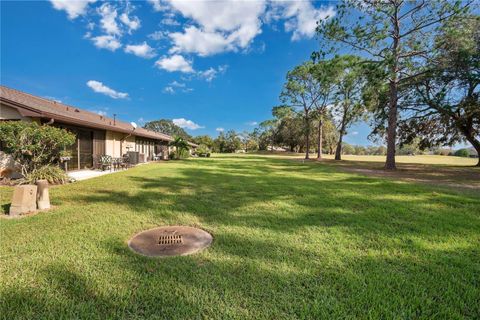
[143,119,191,140]
[400,14,480,165]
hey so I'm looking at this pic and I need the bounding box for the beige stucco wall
[122,135,135,155]
[105,131,137,157]
[0,104,31,121]
[105,131,124,158]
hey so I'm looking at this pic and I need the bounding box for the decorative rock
[36,179,50,210]
[9,185,37,216]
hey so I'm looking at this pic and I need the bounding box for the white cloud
[86,80,128,99]
[163,83,193,94]
[120,12,141,33]
[161,17,180,26]
[173,118,204,130]
[91,109,108,116]
[169,27,234,56]
[44,96,62,103]
[198,68,217,82]
[155,55,194,73]
[148,30,169,41]
[350,131,359,136]
[138,117,146,125]
[166,0,265,56]
[198,64,228,82]
[90,35,122,51]
[52,0,336,73]
[124,42,156,58]
[170,81,185,87]
[246,121,258,126]
[216,127,224,132]
[50,0,96,20]
[147,0,168,12]
[98,3,121,35]
[274,2,335,40]
[167,0,264,34]
[163,86,175,94]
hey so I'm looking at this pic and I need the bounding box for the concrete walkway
[68,170,115,181]
[67,162,152,181]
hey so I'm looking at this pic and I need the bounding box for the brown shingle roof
[0,85,176,142]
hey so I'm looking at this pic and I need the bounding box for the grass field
[322,154,478,165]
[254,152,478,166]
[1,155,479,319]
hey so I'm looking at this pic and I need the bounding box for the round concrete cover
[128,226,213,257]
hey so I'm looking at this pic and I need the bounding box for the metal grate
[158,234,183,245]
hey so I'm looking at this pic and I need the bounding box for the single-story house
[0,86,197,172]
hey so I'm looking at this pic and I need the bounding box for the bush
[0,121,75,178]
[168,136,190,160]
[433,148,452,156]
[196,144,211,157]
[22,165,69,185]
[454,148,470,157]
[178,148,190,159]
[374,146,387,155]
[198,152,211,157]
[196,144,209,154]
[398,143,420,155]
[342,144,355,155]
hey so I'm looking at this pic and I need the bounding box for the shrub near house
[0,121,75,184]
[196,144,211,157]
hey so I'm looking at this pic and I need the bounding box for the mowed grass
[255,152,478,166]
[323,154,478,165]
[0,155,479,319]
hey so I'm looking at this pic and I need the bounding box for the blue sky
[1,0,369,144]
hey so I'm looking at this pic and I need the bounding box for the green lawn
[1,155,479,319]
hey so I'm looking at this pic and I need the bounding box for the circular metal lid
[128,226,213,257]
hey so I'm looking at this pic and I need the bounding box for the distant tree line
[143,118,476,159]
[144,2,479,168]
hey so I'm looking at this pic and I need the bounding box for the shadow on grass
[77,163,479,240]
[1,157,479,318]
[315,158,480,191]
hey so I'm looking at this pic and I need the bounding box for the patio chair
[99,155,112,171]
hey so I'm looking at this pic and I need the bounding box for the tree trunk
[385,7,400,171]
[305,132,310,159]
[305,112,310,160]
[335,122,346,160]
[335,107,348,160]
[385,83,398,170]
[462,129,480,166]
[317,117,323,159]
